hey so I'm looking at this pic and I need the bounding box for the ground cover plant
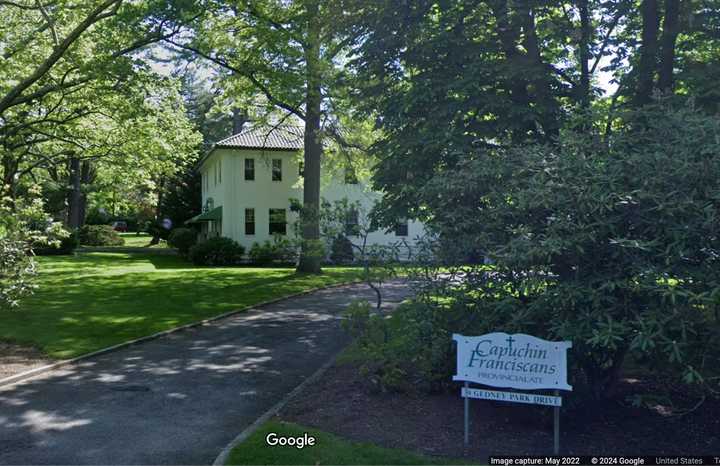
[0,253,364,359]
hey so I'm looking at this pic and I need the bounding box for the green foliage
[85,209,112,226]
[79,225,124,247]
[343,1,720,228]
[33,230,78,256]
[330,235,354,264]
[0,188,65,308]
[158,168,202,227]
[167,228,198,255]
[407,103,720,397]
[342,300,454,393]
[188,237,245,266]
[248,237,298,266]
[0,0,202,217]
[316,198,401,308]
[0,238,36,310]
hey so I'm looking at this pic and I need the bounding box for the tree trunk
[1,156,18,200]
[520,5,560,140]
[78,160,93,227]
[491,0,533,142]
[151,176,165,245]
[635,0,660,105]
[296,0,323,274]
[578,0,591,108]
[658,0,680,92]
[68,156,83,229]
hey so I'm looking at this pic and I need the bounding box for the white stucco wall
[199,147,425,253]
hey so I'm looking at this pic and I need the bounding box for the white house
[187,125,425,254]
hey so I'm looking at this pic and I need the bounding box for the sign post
[453,333,572,453]
[554,389,560,454]
[464,382,469,446]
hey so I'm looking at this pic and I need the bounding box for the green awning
[186,206,222,223]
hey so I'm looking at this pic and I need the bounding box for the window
[345,208,360,236]
[269,208,287,235]
[298,161,304,177]
[245,208,255,235]
[272,159,282,181]
[394,220,408,237]
[218,159,222,184]
[344,165,358,184]
[245,158,255,181]
[214,163,217,185]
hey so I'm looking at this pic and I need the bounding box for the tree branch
[0,0,123,116]
[164,38,306,120]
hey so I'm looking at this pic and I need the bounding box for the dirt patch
[280,363,720,462]
[0,342,53,380]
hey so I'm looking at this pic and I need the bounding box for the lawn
[117,232,168,248]
[225,421,456,465]
[1,253,364,359]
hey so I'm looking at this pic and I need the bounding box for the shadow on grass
[0,281,412,464]
[6,255,367,359]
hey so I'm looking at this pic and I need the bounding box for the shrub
[248,241,274,266]
[248,236,298,266]
[397,103,720,398]
[188,237,245,266]
[0,187,62,308]
[342,300,454,393]
[329,235,354,264]
[33,229,78,255]
[85,208,111,226]
[78,225,124,246]
[168,228,197,255]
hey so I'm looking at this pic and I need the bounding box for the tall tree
[635,0,661,105]
[166,0,357,273]
[0,0,196,199]
[658,0,680,92]
[343,0,701,226]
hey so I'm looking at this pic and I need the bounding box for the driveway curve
[0,281,410,465]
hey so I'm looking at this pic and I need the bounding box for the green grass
[116,232,168,248]
[2,253,364,359]
[226,421,460,465]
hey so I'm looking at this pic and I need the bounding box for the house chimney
[232,108,248,135]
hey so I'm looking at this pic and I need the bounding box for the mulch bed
[280,363,720,462]
[0,342,53,380]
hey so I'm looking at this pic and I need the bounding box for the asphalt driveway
[0,281,410,465]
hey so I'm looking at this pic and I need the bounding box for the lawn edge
[211,351,340,466]
[0,279,363,389]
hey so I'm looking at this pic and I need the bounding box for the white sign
[461,387,562,407]
[453,333,572,391]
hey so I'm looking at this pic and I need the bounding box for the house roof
[185,206,222,224]
[215,125,303,151]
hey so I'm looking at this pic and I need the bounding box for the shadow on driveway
[0,282,411,465]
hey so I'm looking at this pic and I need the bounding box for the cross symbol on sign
[506,335,515,348]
